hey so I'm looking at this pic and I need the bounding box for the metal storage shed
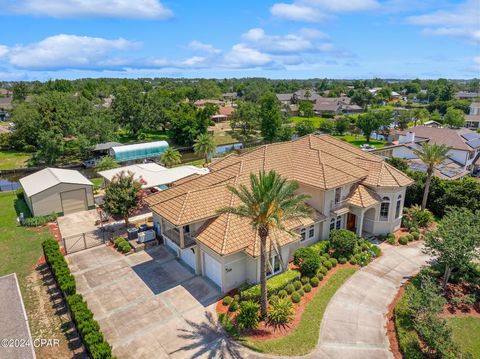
[19,168,94,216]
[110,141,169,162]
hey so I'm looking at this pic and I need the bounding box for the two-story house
[465,102,480,130]
[145,135,412,293]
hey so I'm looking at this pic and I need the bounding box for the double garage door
[60,189,88,215]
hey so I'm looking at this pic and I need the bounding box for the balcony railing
[163,228,196,248]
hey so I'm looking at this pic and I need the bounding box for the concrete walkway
[315,241,430,359]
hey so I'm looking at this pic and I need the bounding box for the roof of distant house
[93,142,123,151]
[0,97,13,110]
[146,135,411,256]
[396,126,480,151]
[20,168,92,197]
[455,91,480,99]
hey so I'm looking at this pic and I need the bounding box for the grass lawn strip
[447,317,480,358]
[242,267,357,356]
[333,134,386,149]
[0,150,31,170]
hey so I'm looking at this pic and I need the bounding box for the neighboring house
[465,102,480,130]
[222,92,237,100]
[276,89,321,105]
[423,120,442,127]
[146,135,412,292]
[20,168,95,216]
[110,141,169,164]
[0,97,13,121]
[376,126,480,178]
[211,104,236,122]
[314,97,362,115]
[455,91,480,100]
[98,163,209,191]
[193,99,225,107]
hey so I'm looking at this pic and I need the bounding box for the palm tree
[193,133,216,164]
[160,147,182,168]
[218,170,312,318]
[413,143,450,209]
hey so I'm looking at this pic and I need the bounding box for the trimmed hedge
[24,212,58,227]
[113,236,131,254]
[42,239,114,359]
[309,240,329,255]
[240,270,301,302]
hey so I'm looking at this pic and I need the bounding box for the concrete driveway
[67,245,223,359]
[57,209,99,237]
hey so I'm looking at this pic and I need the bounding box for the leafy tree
[168,103,201,146]
[260,93,282,142]
[356,112,382,142]
[351,88,373,107]
[293,247,320,277]
[334,116,350,135]
[424,208,480,288]
[112,83,148,138]
[230,101,260,140]
[218,170,312,318]
[318,119,335,134]
[443,107,465,128]
[95,156,119,172]
[412,108,429,126]
[160,147,182,168]
[193,133,216,163]
[413,143,450,209]
[196,103,218,135]
[386,157,409,172]
[330,229,358,258]
[298,100,314,117]
[295,120,315,136]
[35,130,65,165]
[396,110,412,130]
[12,82,28,101]
[102,171,144,226]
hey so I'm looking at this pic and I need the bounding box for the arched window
[395,195,402,219]
[380,196,390,221]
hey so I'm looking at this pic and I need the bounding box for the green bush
[370,245,382,257]
[330,258,338,267]
[317,266,328,275]
[233,294,240,302]
[113,237,123,247]
[301,276,309,284]
[236,300,260,330]
[269,295,279,304]
[399,236,408,245]
[357,252,372,267]
[222,296,233,306]
[330,229,358,257]
[293,247,320,277]
[303,283,312,293]
[338,256,347,264]
[297,288,305,297]
[24,212,58,227]
[285,284,295,295]
[316,273,324,281]
[310,240,329,255]
[293,280,302,290]
[324,260,333,270]
[387,233,396,245]
[218,313,238,338]
[411,231,420,240]
[349,258,357,265]
[406,234,414,242]
[278,289,288,298]
[291,291,301,303]
[403,205,434,228]
[310,277,319,287]
[113,237,131,254]
[43,239,76,296]
[240,270,301,301]
[267,297,294,326]
[229,301,239,312]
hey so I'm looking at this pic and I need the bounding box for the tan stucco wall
[29,183,94,216]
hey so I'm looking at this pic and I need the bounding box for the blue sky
[0,0,478,80]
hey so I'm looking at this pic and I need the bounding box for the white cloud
[241,28,314,53]
[407,0,480,44]
[3,0,173,19]
[4,34,140,69]
[188,40,221,54]
[0,45,8,58]
[305,0,380,12]
[222,44,272,68]
[270,3,325,22]
[297,28,329,39]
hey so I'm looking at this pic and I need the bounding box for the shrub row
[24,212,58,227]
[42,239,114,358]
[113,237,131,254]
[240,270,300,301]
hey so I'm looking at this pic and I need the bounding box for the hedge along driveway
[241,267,357,356]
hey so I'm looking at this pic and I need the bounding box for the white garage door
[203,252,222,288]
[60,189,87,215]
[180,247,196,271]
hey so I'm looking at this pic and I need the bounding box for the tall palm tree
[160,147,182,168]
[193,133,216,164]
[218,170,312,318]
[413,143,450,209]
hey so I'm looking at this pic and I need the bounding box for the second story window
[334,187,342,204]
[380,196,390,221]
[395,195,402,219]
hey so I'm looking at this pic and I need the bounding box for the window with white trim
[380,196,390,221]
[300,228,306,242]
[395,195,402,219]
[308,225,315,239]
[266,255,281,277]
[330,218,335,231]
[336,216,342,229]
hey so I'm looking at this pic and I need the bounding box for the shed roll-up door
[61,189,87,214]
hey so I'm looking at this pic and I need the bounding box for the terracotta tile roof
[345,184,382,208]
[147,134,412,256]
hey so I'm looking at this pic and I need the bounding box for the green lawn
[0,192,51,280]
[447,317,480,358]
[333,134,386,149]
[0,150,31,170]
[90,177,104,188]
[242,267,357,356]
[213,132,238,145]
[290,116,327,128]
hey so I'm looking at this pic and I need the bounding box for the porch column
[179,226,185,248]
[357,211,364,237]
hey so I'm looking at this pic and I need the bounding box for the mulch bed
[216,263,356,341]
[386,283,405,359]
